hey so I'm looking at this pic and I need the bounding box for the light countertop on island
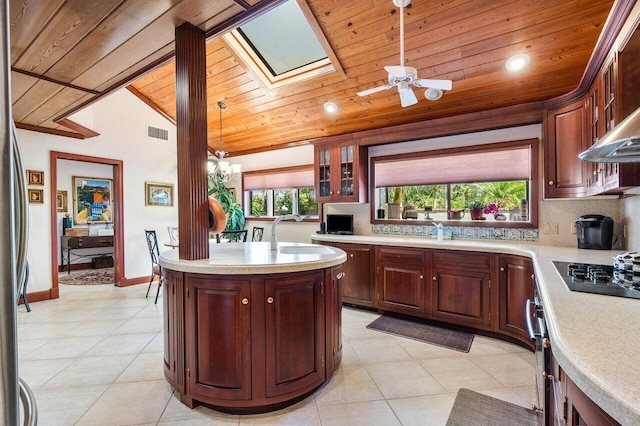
[159,241,346,275]
[311,233,640,425]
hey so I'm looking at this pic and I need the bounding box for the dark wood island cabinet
[160,242,346,414]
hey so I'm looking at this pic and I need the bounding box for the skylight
[223,0,343,89]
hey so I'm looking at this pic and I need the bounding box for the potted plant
[468,201,486,220]
[208,176,246,231]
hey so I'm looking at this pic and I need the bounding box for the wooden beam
[175,22,209,261]
[11,67,101,95]
[15,122,85,139]
[126,85,176,126]
[55,118,100,138]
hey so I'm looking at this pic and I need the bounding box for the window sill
[246,216,320,223]
[371,218,537,228]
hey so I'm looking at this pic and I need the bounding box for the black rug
[446,388,541,426]
[366,315,474,353]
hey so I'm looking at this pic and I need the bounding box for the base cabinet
[431,251,492,329]
[375,246,427,315]
[320,242,373,307]
[498,255,535,349]
[165,268,337,413]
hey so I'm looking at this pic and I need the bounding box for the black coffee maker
[575,214,614,250]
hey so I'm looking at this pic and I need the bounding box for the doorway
[50,151,125,295]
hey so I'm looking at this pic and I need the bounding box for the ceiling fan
[357,0,452,107]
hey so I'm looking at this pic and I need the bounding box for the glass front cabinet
[314,140,367,203]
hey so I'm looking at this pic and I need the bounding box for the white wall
[18,89,178,292]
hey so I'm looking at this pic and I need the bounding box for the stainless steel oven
[526,279,549,425]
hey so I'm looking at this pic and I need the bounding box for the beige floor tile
[424,362,504,393]
[420,357,478,373]
[393,336,468,360]
[64,319,127,337]
[240,397,320,425]
[366,360,447,399]
[339,339,362,366]
[142,331,165,353]
[113,316,162,334]
[116,352,165,383]
[75,380,173,425]
[317,400,401,426]
[388,394,456,426]
[314,364,384,406]
[20,335,103,360]
[92,306,147,320]
[513,383,540,408]
[19,358,75,389]
[349,337,413,364]
[33,384,108,426]
[41,354,136,389]
[84,332,157,356]
[159,393,240,423]
[490,366,536,387]
[471,352,534,372]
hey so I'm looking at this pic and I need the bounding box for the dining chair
[144,230,162,303]
[252,226,264,242]
[216,229,248,243]
[167,226,179,242]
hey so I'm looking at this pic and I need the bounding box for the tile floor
[18,283,537,425]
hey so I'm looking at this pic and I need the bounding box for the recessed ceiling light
[323,101,338,113]
[424,88,443,101]
[505,53,530,72]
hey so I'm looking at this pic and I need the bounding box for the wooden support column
[175,22,209,260]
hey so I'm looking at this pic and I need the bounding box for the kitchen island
[312,234,640,425]
[159,241,346,413]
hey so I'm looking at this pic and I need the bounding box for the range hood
[579,107,640,162]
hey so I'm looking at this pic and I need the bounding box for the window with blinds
[371,139,538,226]
[242,165,319,219]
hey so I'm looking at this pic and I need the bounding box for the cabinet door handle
[432,276,436,281]
[531,274,535,280]
[499,267,505,272]
[349,253,354,258]
[242,298,249,305]
[548,180,554,185]
[267,297,274,304]
[419,275,423,280]
[336,272,345,280]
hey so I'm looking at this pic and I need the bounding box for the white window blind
[243,165,314,191]
[375,145,531,188]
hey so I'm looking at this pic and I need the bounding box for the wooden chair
[252,226,264,242]
[216,229,248,243]
[144,230,162,303]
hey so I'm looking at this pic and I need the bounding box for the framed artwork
[56,190,68,212]
[73,176,113,224]
[28,188,43,203]
[27,170,44,185]
[145,182,174,207]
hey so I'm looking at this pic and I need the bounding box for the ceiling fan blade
[413,78,452,91]
[357,84,394,97]
[384,65,407,78]
[399,86,418,107]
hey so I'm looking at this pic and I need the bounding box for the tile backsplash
[370,223,539,242]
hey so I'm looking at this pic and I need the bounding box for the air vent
[147,125,169,141]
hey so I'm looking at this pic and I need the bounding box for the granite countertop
[311,234,640,425]
[159,241,346,275]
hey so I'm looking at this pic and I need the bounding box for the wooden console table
[61,235,113,274]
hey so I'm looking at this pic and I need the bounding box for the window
[243,165,319,219]
[371,139,538,227]
[223,0,344,90]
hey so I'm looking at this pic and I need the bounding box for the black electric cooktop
[552,261,640,300]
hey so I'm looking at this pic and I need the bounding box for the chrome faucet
[271,214,303,250]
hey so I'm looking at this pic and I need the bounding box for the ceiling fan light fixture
[323,101,338,113]
[424,88,443,101]
[505,53,530,72]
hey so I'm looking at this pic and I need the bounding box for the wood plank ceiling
[10,0,616,154]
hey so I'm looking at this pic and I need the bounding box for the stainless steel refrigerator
[2,0,37,424]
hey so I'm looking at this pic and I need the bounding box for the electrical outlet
[544,222,558,234]
[570,222,576,234]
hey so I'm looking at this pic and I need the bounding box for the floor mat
[366,315,474,352]
[58,267,114,285]
[446,388,541,426]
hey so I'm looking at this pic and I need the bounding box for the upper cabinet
[544,20,640,199]
[314,139,368,203]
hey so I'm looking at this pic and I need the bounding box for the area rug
[446,388,541,426]
[366,315,474,352]
[58,267,114,285]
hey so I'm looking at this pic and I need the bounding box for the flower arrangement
[483,203,500,215]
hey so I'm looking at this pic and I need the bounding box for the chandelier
[208,101,241,183]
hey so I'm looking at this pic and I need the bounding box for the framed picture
[27,170,44,185]
[56,190,68,212]
[73,176,113,224]
[28,188,43,203]
[145,182,174,207]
